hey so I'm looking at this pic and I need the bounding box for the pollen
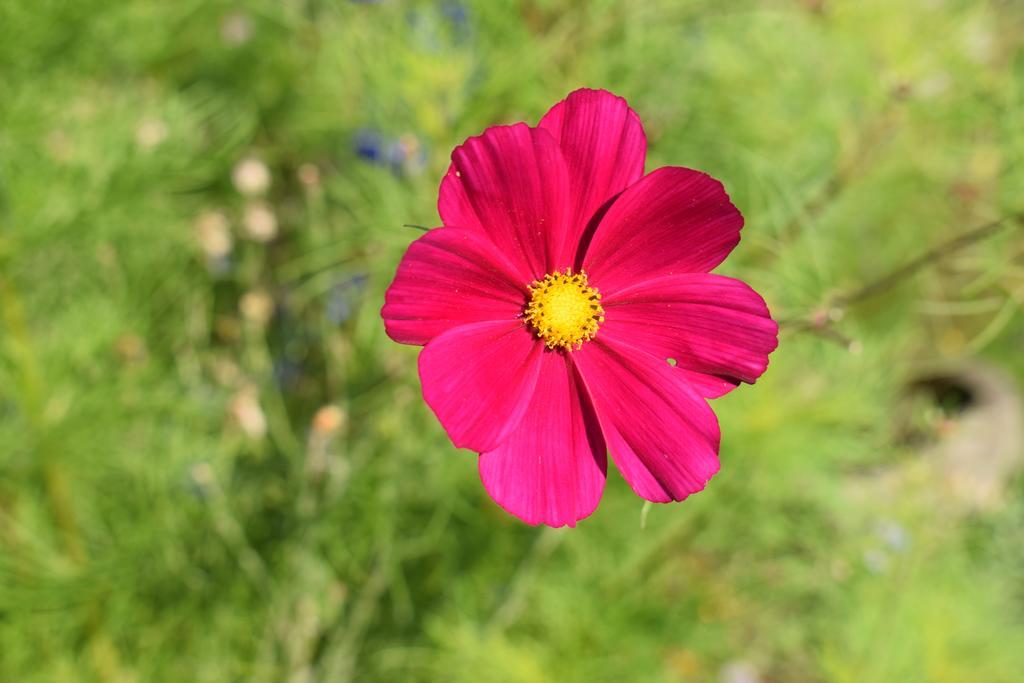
[523,269,605,351]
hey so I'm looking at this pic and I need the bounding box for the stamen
[523,269,604,351]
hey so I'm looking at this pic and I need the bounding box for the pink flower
[382,89,778,527]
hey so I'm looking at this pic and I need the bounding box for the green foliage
[1,0,1022,681]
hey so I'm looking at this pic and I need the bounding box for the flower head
[523,269,604,351]
[382,89,778,527]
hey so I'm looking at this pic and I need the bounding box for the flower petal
[582,167,744,294]
[538,88,647,258]
[440,123,572,279]
[479,352,607,527]
[419,320,542,453]
[382,227,526,346]
[574,334,721,503]
[672,368,742,400]
[603,273,778,397]
[438,165,480,232]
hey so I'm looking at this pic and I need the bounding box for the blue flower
[353,129,384,162]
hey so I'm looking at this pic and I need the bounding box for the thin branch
[780,214,1022,332]
[777,214,1023,350]
[833,215,1020,307]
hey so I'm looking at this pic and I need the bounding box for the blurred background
[1,1,1023,681]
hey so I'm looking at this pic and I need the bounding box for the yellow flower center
[523,269,605,351]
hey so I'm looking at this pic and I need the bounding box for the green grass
[1,0,1023,681]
